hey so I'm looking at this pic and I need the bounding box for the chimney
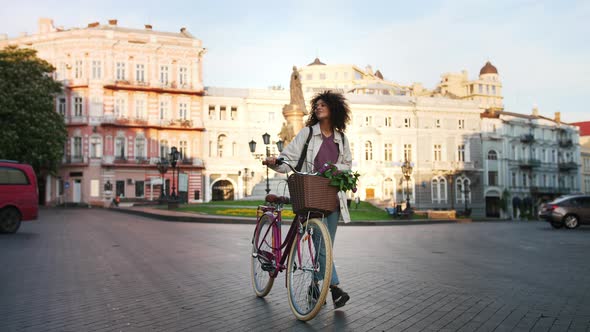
[180,27,186,33]
[555,112,561,123]
[145,24,152,30]
[88,22,100,28]
[108,19,118,26]
[532,106,539,116]
[38,18,54,34]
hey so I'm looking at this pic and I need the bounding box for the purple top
[313,133,339,172]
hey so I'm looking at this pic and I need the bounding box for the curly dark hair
[305,90,351,132]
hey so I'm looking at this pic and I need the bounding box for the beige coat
[270,123,353,222]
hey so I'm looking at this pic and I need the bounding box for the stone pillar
[282,104,305,142]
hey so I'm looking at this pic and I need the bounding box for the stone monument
[280,66,308,145]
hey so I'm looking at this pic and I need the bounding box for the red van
[0,160,39,233]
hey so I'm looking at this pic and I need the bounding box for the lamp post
[156,158,169,200]
[249,133,284,195]
[169,146,180,199]
[239,168,255,197]
[401,157,413,211]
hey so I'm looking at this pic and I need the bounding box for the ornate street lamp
[249,133,284,194]
[156,158,169,200]
[169,146,180,199]
[401,158,413,211]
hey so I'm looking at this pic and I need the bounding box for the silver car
[538,195,590,229]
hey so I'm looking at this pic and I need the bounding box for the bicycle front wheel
[251,213,276,297]
[286,217,333,321]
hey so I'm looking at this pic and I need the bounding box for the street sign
[64,181,70,189]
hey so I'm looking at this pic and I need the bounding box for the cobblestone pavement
[1,208,590,332]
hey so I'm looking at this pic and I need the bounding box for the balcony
[63,155,88,165]
[482,132,502,140]
[519,159,541,169]
[66,115,88,125]
[101,116,149,127]
[558,161,578,171]
[103,80,202,95]
[559,139,573,148]
[432,161,477,171]
[520,134,535,143]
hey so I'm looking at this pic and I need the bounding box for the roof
[308,57,326,66]
[572,121,590,136]
[480,61,498,75]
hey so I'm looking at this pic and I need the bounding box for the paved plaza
[1,208,590,331]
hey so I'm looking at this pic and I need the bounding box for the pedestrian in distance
[266,90,352,309]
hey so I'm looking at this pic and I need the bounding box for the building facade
[572,122,590,194]
[0,18,207,206]
[481,110,581,218]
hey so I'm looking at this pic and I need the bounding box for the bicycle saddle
[265,194,290,205]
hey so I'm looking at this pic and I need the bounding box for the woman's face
[314,99,331,121]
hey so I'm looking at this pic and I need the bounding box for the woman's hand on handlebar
[263,157,283,166]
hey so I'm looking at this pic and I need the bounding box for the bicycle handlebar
[262,158,315,175]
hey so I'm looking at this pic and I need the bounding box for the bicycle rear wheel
[251,214,276,297]
[286,217,333,321]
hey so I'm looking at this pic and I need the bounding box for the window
[115,137,125,158]
[160,140,169,158]
[492,86,496,95]
[522,173,528,187]
[90,136,102,158]
[512,172,516,187]
[135,137,146,159]
[116,62,126,81]
[385,117,392,127]
[135,98,146,119]
[74,60,83,79]
[456,178,471,203]
[486,85,489,94]
[179,102,188,120]
[217,135,226,158]
[231,107,237,120]
[319,73,326,80]
[160,65,169,85]
[431,177,447,203]
[404,144,412,161]
[542,174,547,187]
[435,119,441,128]
[58,97,66,116]
[135,64,145,83]
[115,97,126,118]
[220,106,227,120]
[365,116,373,127]
[478,84,482,94]
[306,74,312,80]
[365,141,373,161]
[159,101,169,120]
[512,145,516,159]
[384,143,393,161]
[74,97,83,116]
[91,60,102,79]
[488,171,498,186]
[488,150,498,160]
[552,150,556,162]
[457,145,465,162]
[383,178,394,199]
[0,167,29,184]
[458,119,465,129]
[404,118,411,128]
[135,181,145,197]
[179,140,188,159]
[208,105,216,120]
[434,144,442,161]
[179,67,188,86]
[73,137,82,158]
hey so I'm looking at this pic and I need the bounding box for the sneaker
[330,285,350,309]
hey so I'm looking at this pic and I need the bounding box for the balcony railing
[63,155,88,164]
[559,139,573,148]
[520,134,535,143]
[558,161,578,171]
[432,161,477,171]
[519,159,541,169]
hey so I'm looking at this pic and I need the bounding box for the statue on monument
[289,66,308,115]
[278,121,295,145]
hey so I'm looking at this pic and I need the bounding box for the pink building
[0,18,207,206]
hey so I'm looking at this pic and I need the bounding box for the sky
[1,0,588,123]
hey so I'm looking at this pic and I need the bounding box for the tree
[0,46,66,176]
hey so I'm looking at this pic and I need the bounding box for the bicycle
[250,159,334,321]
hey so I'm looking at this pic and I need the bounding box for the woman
[266,90,352,309]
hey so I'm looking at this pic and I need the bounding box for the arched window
[160,139,169,158]
[217,134,226,158]
[365,141,373,161]
[487,150,498,160]
[431,176,447,204]
[456,177,471,204]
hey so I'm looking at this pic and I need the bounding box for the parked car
[538,194,590,229]
[0,160,39,233]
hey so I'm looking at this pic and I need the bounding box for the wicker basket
[287,173,339,214]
